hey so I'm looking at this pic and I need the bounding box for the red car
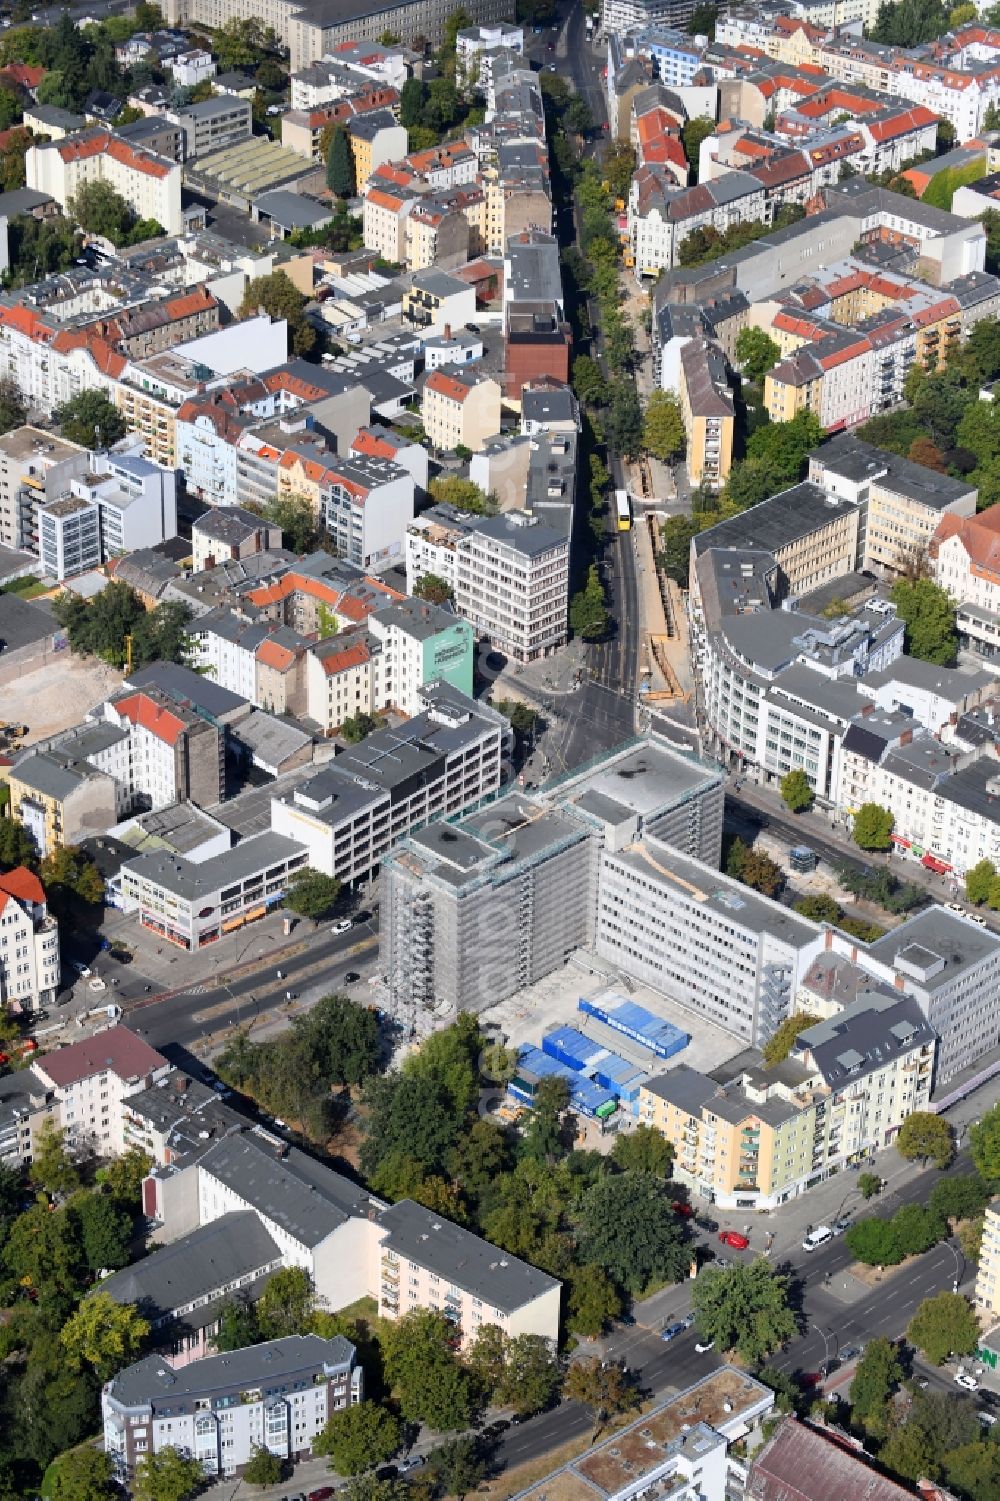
[718,1229,750,1250]
[673,1200,694,1218]
[308,1490,336,1501]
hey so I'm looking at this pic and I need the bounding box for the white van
[802,1226,834,1252]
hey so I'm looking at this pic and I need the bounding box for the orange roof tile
[320,641,370,675]
[114,691,186,746]
[256,638,297,671]
[0,867,46,907]
[426,370,472,403]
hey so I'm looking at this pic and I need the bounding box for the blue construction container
[543,1025,606,1073]
[579,996,690,1059]
[510,1047,616,1120]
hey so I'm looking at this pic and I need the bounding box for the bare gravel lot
[2,656,123,744]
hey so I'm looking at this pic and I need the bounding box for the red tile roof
[0,866,46,907]
[256,638,297,671]
[36,1027,168,1087]
[113,691,187,746]
[426,370,472,403]
[748,1419,920,1501]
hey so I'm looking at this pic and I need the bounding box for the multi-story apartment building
[31,1027,172,1157]
[0,867,61,1013]
[976,1198,1000,1319]
[602,0,699,37]
[311,452,415,574]
[192,506,283,572]
[455,512,569,662]
[810,431,977,580]
[381,736,725,1015]
[861,908,1000,1085]
[597,836,827,1045]
[119,832,308,952]
[7,750,120,855]
[34,449,179,580]
[169,93,252,159]
[103,1335,361,1481]
[639,992,935,1208]
[422,367,502,452]
[144,1127,560,1346]
[931,504,1000,661]
[27,128,183,235]
[0,426,89,554]
[271,683,506,882]
[366,597,475,715]
[100,1213,284,1367]
[677,339,735,490]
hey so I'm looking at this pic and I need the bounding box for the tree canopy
[577,1170,690,1293]
[907,1291,980,1365]
[690,1258,797,1364]
[240,271,316,358]
[56,391,126,450]
[852,802,895,851]
[890,577,958,666]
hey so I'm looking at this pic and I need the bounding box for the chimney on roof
[173,1074,188,1093]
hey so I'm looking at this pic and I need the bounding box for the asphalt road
[119,923,380,1055]
[488,1152,976,1474]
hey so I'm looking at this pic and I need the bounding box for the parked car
[308,1487,336,1500]
[399,1457,425,1473]
[838,1345,861,1363]
[673,1200,694,1217]
[660,1321,686,1342]
[831,1218,852,1235]
[970,913,989,927]
[344,971,361,983]
[956,1372,980,1391]
[354,910,372,924]
[70,961,91,976]
[331,918,352,934]
[714,1256,731,1270]
[695,1338,715,1353]
[718,1230,750,1250]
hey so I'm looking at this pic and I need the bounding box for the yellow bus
[615,489,631,531]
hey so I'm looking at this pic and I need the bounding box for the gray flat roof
[862,658,997,700]
[866,907,1000,990]
[642,1062,718,1113]
[196,1129,383,1247]
[254,189,333,228]
[100,1211,280,1320]
[11,751,90,800]
[471,511,566,556]
[123,831,305,901]
[379,1199,558,1311]
[812,431,975,511]
[0,593,56,652]
[555,736,719,826]
[693,482,857,558]
[127,661,249,721]
[105,1334,355,1414]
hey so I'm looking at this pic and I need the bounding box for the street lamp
[943,1239,965,1295]
[812,1323,835,1378]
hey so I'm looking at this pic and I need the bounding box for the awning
[921,854,951,874]
[890,834,912,848]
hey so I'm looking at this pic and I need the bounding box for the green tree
[68,180,151,245]
[569,563,608,641]
[944,1442,1000,1500]
[681,114,716,179]
[428,1438,484,1500]
[928,1173,989,1225]
[566,1263,622,1337]
[60,1293,150,1379]
[0,377,26,436]
[890,1202,946,1256]
[51,1447,116,1501]
[520,1074,572,1163]
[779,768,814,813]
[849,1336,903,1438]
[735,846,784,899]
[735,326,781,382]
[853,802,894,851]
[73,1192,133,1271]
[572,354,605,406]
[213,1295,260,1352]
[879,1421,938,1484]
[691,1258,797,1364]
[399,76,425,127]
[383,1309,473,1430]
[326,125,354,197]
[283,867,343,920]
[257,1266,315,1339]
[972,1102,1000,1182]
[500,1333,562,1416]
[761,1013,820,1067]
[610,1123,673,1177]
[361,1073,465,1184]
[101,1146,152,1206]
[890,577,958,665]
[642,390,685,461]
[412,573,454,605]
[608,379,643,456]
[745,409,824,484]
[0,814,38,868]
[907,1290,980,1365]
[242,1448,284,1489]
[896,1111,955,1169]
[578,1171,689,1293]
[427,476,495,513]
[563,1358,639,1439]
[31,1118,79,1196]
[133,1447,205,1501]
[858,1171,883,1200]
[55,390,126,449]
[659,514,699,587]
[870,0,949,46]
[465,1323,508,1400]
[793,894,843,924]
[845,1216,904,1266]
[314,1402,401,1475]
[965,859,997,905]
[240,271,315,358]
[341,711,388,743]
